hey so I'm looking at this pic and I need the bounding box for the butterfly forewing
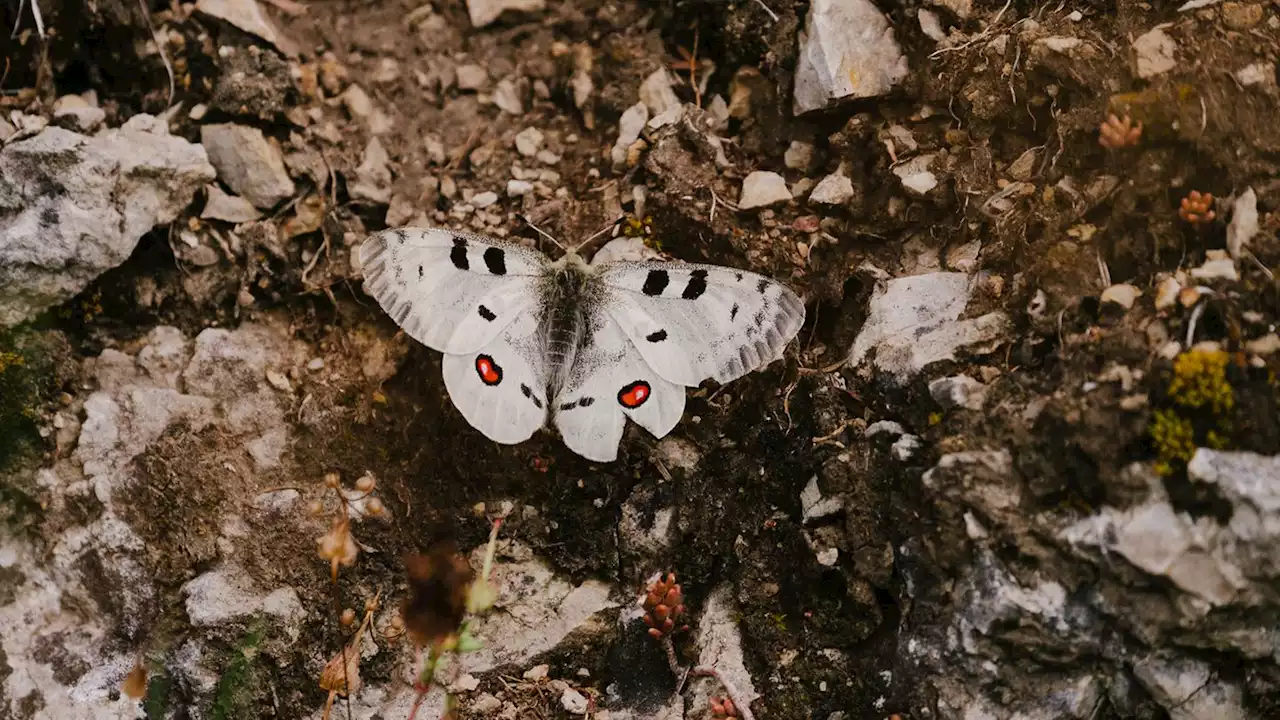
[595,262,806,387]
[360,228,550,354]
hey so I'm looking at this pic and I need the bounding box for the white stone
[893,154,938,195]
[492,78,525,115]
[465,542,618,672]
[784,141,815,170]
[1154,276,1181,311]
[507,179,534,196]
[201,183,262,223]
[467,0,546,27]
[848,272,1011,383]
[610,102,648,169]
[349,137,392,205]
[183,565,306,639]
[891,434,922,461]
[929,375,987,411]
[561,688,590,714]
[1225,187,1258,258]
[514,126,544,157]
[1235,62,1273,87]
[738,171,792,209]
[801,476,844,522]
[591,236,663,265]
[1133,28,1177,79]
[638,69,680,115]
[456,64,489,90]
[196,0,297,55]
[523,664,550,681]
[809,172,855,205]
[0,123,215,326]
[918,9,947,42]
[793,0,909,114]
[1133,652,1249,720]
[1100,283,1142,309]
[200,123,296,209]
[472,191,499,208]
[1190,253,1239,282]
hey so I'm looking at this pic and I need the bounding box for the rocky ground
[2,0,1280,718]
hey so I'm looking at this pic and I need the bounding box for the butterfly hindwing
[361,228,550,354]
[441,310,549,445]
[596,262,806,387]
[552,313,685,463]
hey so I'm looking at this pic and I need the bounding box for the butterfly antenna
[517,214,567,253]
[570,216,623,255]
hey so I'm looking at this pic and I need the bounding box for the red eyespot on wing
[475,355,503,386]
[618,380,651,409]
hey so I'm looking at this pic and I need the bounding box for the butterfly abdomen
[540,265,596,396]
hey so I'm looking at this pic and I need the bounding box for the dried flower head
[401,542,475,650]
[1098,113,1143,149]
[317,518,358,580]
[641,572,689,639]
[710,696,739,718]
[1179,190,1216,225]
[121,660,148,700]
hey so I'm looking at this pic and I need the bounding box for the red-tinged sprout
[642,614,655,627]
[662,618,674,633]
[648,627,663,639]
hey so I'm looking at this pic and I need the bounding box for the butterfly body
[361,227,805,462]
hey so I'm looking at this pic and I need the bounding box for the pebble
[738,171,792,209]
[1132,28,1177,79]
[809,172,855,205]
[1154,276,1181,311]
[199,123,296,209]
[493,78,524,115]
[472,191,499,209]
[560,688,589,715]
[793,0,908,114]
[507,179,534,196]
[523,664,550,681]
[535,149,560,165]
[456,64,489,90]
[929,375,987,411]
[1100,283,1142,309]
[1190,251,1239,282]
[514,126,544,157]
[784,140,815,170]
[201,184,263,223]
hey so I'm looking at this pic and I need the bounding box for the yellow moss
[1167,349,1234,415]
[1150,410,1197,475]
[0,352,25,374]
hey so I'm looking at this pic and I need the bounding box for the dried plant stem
[660,638,756,720]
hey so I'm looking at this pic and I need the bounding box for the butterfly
[359,227,806,462]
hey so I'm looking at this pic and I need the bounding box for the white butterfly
[359,227,806,462]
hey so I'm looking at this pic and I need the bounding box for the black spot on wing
[642,269,670,296]
[753,309,766,327]
[735,272,744,281]
[579,396,596,407]
[418,264,424,278]
[559,400,578,411]
[730,303,740,321]
[484,247,507,275]
[682,269,708,300]
[450,237,469,270]
[646,329,668,342]
[395,229,407,244]
[756,278,769,294]
[39,206,58,228]
[478,305,496,322]
[520,383,543,409]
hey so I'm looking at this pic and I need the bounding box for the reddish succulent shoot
[710,696,739,718]
[1098,113,1143,149]
[1179,190,1216,225]
[642,572,689,639]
